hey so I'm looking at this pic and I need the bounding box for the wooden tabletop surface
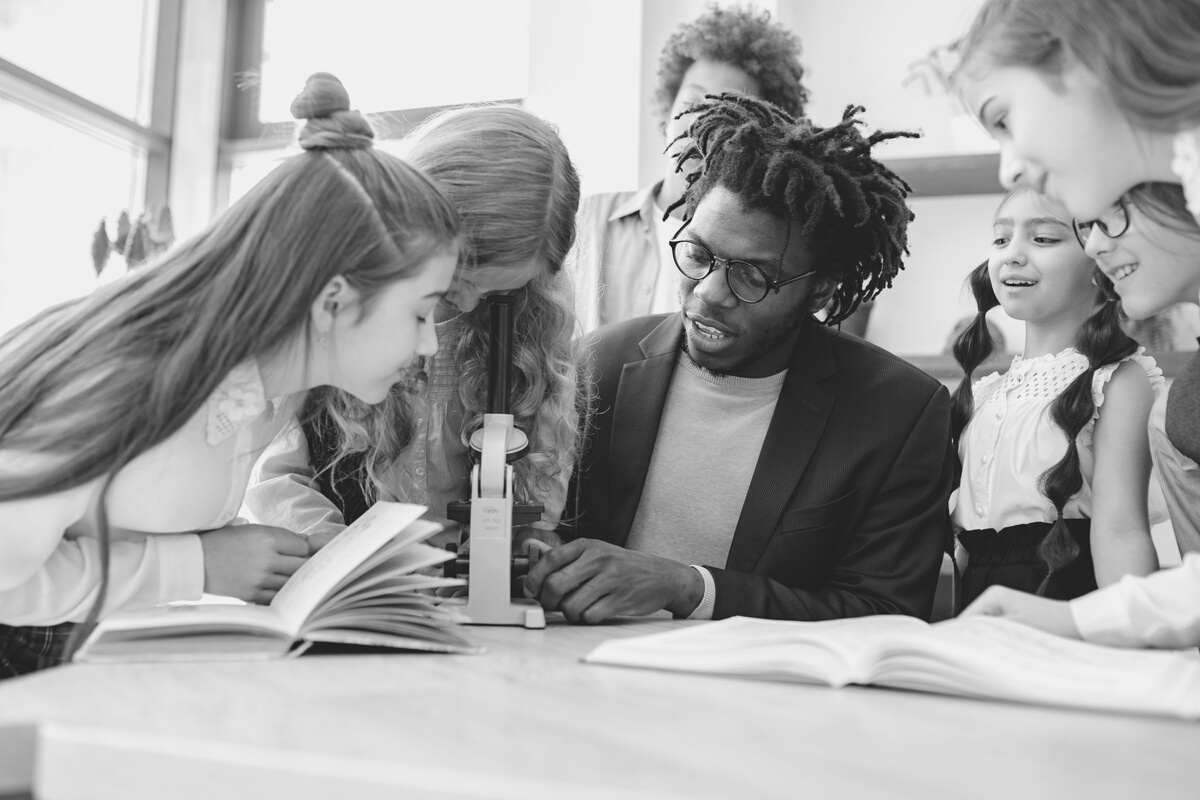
[1,615,1197,799]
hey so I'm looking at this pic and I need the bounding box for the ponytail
[1035,275,1136,592]
[950,261,999,444]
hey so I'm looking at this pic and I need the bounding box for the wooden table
[1,615,1197,799]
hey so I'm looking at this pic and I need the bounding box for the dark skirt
[958,519,1095,608]
[0,622,75,680]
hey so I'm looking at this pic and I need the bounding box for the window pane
[0,99,146,334]
[0,0,159,124]
[257,0,530,121]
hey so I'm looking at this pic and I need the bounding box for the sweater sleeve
[1070,553,1200,648]
[0,483,204,626]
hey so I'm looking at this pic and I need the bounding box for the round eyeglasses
[1072,197,1130,249]
[669,219,817,304]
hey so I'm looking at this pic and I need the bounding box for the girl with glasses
[949,188,1164,609]
[949,0,1200,649]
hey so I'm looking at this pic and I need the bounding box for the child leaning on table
[0,73,460,677]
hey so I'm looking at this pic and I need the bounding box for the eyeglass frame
[1072,196,1130,250]
[668,218,818,304]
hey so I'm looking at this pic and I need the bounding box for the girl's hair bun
[291,72,375,151]
[290,72,350,119]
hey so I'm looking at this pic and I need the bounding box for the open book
[75,502,480,662]
[585,615,1200,720]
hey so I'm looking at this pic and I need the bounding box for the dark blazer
[566,314,955,621]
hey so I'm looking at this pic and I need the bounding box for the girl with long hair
[950,188,1162,607]
[949,0,1200,648]
[953,0,1200,222]
[243,105,583,555]
[0,72,460,677]
[965,186,1200,647]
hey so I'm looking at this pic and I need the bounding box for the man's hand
[522,539,704,624]
[200,525,309,605]
[960,585,1082,639]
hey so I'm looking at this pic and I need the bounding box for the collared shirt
[0,361,297,626]
[572,182,671,331]
[1171,128,1200,221]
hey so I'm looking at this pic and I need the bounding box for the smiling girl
[953,0,1200,221]
[949,189,1163,607]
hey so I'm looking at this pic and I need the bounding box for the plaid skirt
[0,623,75,679]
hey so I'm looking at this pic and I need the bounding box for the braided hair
[950,191,1138,590]
[667,93,917,325]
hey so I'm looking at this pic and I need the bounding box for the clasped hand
[522,539,704,624]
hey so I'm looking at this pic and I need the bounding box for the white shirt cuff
[686,566,716,620]
[1069,582,1134,646]
[153,533,206,603]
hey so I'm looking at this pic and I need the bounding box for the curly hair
[654,3,807,121]
[667,93,917,324]
[950,189,1138,590]
[313,105,583,517]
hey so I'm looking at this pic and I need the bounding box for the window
[0,0,173,334]
[221,0,531,207]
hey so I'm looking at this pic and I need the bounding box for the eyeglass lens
[673,241,770,302]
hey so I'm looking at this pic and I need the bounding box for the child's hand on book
[960,585,1082,639]
[200,525,310,604]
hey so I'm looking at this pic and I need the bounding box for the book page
[875,616,1200,718]
[585,615,927,685]
[270,502,430,633]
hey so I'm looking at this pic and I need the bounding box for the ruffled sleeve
[1091,348,1165,419]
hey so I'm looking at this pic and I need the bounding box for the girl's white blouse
[952,347,1165,532]
[0,361,298,626]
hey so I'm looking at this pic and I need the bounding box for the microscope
[444,295,547,629]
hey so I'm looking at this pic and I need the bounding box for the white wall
[525,0,644,197]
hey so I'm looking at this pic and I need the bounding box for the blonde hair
[956,0,1200,133]
[318,105,584,509]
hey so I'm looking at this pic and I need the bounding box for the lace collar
[205,361,282,445]
[1008,346,1086,373]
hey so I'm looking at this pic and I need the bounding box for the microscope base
[461,600,546,629]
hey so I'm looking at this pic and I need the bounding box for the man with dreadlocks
[524,94,955,624]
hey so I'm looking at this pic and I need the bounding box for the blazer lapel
[608,316,681,546]
[725,322,836,572]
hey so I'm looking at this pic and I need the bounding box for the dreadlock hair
[655,3,808,122]
[951,188,1139,591]
[667,93,917,325]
